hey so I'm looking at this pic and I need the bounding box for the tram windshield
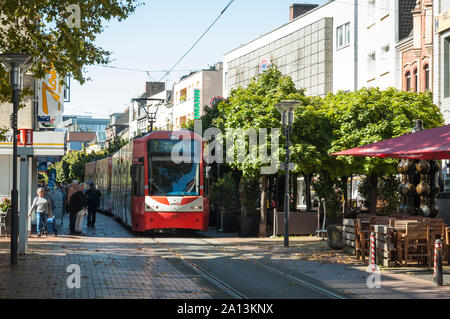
[148,139,200,196]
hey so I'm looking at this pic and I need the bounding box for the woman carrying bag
[28,188,53,237]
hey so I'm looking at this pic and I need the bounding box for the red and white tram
[85,131,209,232]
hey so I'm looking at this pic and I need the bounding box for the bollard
[370,232,376,272]
[433,239,443,286]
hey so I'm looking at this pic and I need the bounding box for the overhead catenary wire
[158,0,235,82]
[94,64,200,74]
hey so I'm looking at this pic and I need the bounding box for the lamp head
[0,53,32,71]
[275,100,302,126]
[0,53,32,90]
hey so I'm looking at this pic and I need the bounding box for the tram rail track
[152,237,248,299]
[150,235,347,299]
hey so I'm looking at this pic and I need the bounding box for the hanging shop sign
[209,96,225,108]
[17,129,33,146]
[38,63,65,129]
[194,89,201,120]
[259,58,272,74]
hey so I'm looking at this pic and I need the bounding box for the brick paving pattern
[0,212,210,299]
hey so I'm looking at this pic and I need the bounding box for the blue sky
[67,0,329,118]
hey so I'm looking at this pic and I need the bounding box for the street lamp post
[0,53,32,265]
[275,101,301,248]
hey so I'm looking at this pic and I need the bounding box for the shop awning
[330,124,450,160]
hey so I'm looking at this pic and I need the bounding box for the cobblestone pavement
[0,213,210,299]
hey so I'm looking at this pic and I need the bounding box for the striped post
[370,232,376,272]
[433,239,443,286]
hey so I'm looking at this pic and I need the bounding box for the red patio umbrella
[331,124,450,160]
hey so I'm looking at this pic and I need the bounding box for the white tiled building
[223,0,416,97]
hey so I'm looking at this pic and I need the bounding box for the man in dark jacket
[85,183,101,228]
[67,182,86,235]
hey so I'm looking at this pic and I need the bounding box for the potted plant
[238,176,260,237]
[0,198,11,235]
[210,172,240,233]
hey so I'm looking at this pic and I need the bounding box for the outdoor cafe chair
[391,214,410,219]
[423,218,446,264]
[399,222,430,267]
[423,218,445,240]
[369,216,391,226]
[355,219,370,263]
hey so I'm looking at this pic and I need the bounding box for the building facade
[224,1,417,98]
[172,63,223,129]
[434,0,450,124]
[57,115,109,133]
[66,132,96,152]
[433,0,450,191]
[128,82,166,138]
[149,90,173,131]
[396,0,433,93]
[105,109,129,144]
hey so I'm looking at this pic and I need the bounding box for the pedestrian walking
[85,182,101,228]
[67,180,79,208]
[75,183,87,234]
[67,180,86,235]
[44,186,57,236]
[28,187,53,237]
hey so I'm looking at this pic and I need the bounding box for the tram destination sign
[149,139,198,156]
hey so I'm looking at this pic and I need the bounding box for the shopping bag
[46,216,56,234]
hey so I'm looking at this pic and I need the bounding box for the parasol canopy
[331,124,450,160]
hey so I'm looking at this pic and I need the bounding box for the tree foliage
[46,137,128,184]
[0,0,140,108]
[0,1,139,145]
[217,67,307,236]
[326,88,444,176]
[325,88,444,213]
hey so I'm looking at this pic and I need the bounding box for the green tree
[210,172,240,215]
[327,88,444,214]
[45,137,128,184]
[217,67,306,236]
[0,0,139,135]
[290,95,342,210]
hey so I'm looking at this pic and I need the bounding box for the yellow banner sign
[38,63,64,128]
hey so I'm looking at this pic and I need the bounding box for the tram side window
[132,161,145,196]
